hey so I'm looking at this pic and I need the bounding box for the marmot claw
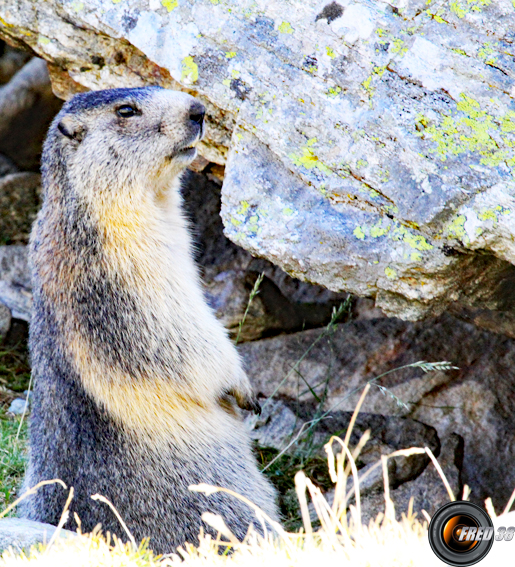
[226,388,261,414]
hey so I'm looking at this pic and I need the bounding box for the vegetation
[0,335,30,511]
[0,411,27,512]
[0,342,31,394]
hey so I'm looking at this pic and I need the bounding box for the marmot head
[43,86,205,203]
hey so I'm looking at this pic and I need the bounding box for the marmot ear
[57,115,86,142]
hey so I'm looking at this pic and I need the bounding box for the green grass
[255,446,333,531]
[0,337,30,511]
[0,343,31,393]
[0,410,27,511]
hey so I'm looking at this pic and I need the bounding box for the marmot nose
[189,102,205,126]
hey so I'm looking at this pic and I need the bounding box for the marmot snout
[21,86,278,553]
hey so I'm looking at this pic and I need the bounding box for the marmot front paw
[225,388,262,415]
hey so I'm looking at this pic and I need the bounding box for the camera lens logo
[429,502,494,566]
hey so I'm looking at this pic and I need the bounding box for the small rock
[0,43,31,85]
[0,153,18,177]
[188,154,210,172]
[8,398,28,415]
[0,245,32,321]
[0,518,75,552]
[245,398,300,451]
[246,396,440,495]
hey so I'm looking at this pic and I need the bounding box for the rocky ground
[1,43,515,549]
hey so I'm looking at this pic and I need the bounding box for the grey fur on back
[20,86,278,553]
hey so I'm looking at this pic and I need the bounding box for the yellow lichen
[421,93,515,168]
[370,221,390,238]
[391,39,407,56]
[450,0,491,18]
[446,215,467,241]
[237,201,251,215]
[278,21,294,34]
[181,56,198,84]
[161,0,178,10]
[326,86,342,98]
[385,267,397,279]
[290,145,331,174]
[354,226,366,240]
[392,226,433,250]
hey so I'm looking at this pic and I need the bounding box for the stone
[245,398,299,452]
[358,433,463,525]
[239,313,515,509]
[0,302,10,341]
[8,398,28,415]
[0,154,18,178]
[183,170,348,341]
[2,1,515,319]
[0,518,75,552]
[0,41,31,85]
[0,245,32,321]
[317,411,440,488]
[0,57,62,171]
[0,172,41,244]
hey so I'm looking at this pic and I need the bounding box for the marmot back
[21,86,277,553]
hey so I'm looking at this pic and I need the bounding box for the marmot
[20,86,278,553]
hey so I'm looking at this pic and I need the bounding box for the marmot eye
[116,105,138,118]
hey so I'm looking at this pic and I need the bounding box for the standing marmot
[21,86,278,553]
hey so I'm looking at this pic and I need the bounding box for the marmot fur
[21,86,278,553]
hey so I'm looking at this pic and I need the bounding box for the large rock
[0,1,514,320]
[239,313,515,509]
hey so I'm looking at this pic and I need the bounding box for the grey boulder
[1,1,515,319]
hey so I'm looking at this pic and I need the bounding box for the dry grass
[0,514,432,567]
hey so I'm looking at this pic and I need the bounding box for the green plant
[0,344,31,393]
[0,410,27,511]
